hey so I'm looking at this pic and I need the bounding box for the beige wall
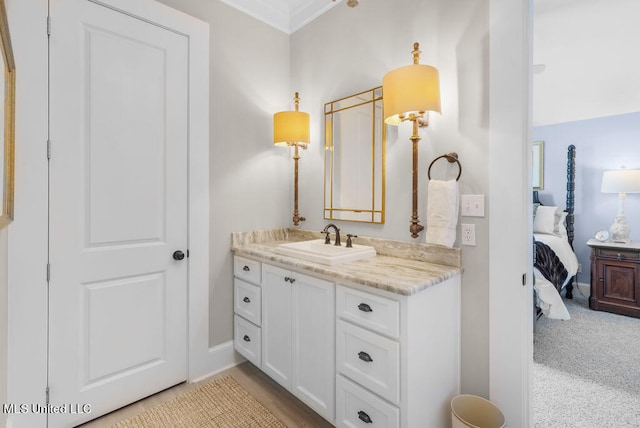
[290,0,491,396]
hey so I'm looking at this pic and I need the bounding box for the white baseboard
[190,340,245,383]
[573,282,590,297]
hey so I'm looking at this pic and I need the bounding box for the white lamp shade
[382,63,441,126]
[273,111,310,147]
[601,169,640,193]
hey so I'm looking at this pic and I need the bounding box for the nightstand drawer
[595,248,640,261]
[234,256,261,284]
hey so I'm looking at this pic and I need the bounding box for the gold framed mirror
[324,87,385,223]
[0,0,14,230]
[532,140,544,190]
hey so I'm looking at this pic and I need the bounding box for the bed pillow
[533,206,561,235]
[556,211,568,238]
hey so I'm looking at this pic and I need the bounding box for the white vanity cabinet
[233,256,262,367]
[261,263,336,423]
[335,278,460,428]
[232,248,460,428]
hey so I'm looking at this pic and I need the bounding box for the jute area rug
[112,375,287,428]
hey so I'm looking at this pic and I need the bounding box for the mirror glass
[324,87,385,223]
[532,140,544,190]
[0,0,14,230]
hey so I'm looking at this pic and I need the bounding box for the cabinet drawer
[336,285,400,339]
[234,279,261,325]
[234,256,261,284]
[336,319,400,405]
[234,315,261,367]
[595,248,640,262]
[336,374,399,428]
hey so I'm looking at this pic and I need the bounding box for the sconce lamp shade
[273,111,310,147]
[383,63,441,126]
[601,168,640,193]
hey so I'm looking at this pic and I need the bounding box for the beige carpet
[112,376,287,428]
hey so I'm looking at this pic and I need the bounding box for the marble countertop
[231,229,462,296]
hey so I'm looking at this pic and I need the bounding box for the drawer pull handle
[243,296,251,303]
[243,265,250,272]
[358,351,373,363]
[243,335,251,342]
[358,410,373,424]
[358,303,373,313]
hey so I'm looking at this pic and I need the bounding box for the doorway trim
[7,1,209,426]
[488,0,533,427]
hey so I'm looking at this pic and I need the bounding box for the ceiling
[219,0,338,34]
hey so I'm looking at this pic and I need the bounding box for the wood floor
[78,362,334,427]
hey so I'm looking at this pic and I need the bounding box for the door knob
[173,250,185,261]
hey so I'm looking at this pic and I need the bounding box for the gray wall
[160,0,492,397]
[533,112,640,280]
[154,0,293,346]
[0,230,7,428]
[290,0,491,397]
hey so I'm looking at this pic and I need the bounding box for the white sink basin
[274,239,376,266]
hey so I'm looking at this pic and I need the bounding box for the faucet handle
[346,234,358,248]
[321,230,331,244]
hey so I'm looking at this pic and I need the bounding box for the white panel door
[261,264,293,388]
[292,273,335,422]
[48,0,189,426]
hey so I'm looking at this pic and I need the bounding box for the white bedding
[533,233,579,320]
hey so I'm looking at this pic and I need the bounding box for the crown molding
[220,0,339,34]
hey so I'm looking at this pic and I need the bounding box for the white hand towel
[425,179,459,247]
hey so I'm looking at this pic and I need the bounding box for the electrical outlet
[461,224,476,246]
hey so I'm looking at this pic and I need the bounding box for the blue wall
[534,112,640,285]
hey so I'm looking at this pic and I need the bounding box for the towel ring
[428,152,462,181]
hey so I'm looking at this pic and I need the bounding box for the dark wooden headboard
[565,145,576,249]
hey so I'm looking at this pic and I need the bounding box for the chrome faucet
[321,223,341,246]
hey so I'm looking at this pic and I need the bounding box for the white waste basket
[451,394,506,428]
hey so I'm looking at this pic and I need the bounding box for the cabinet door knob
[358,303,373,313]
[358,410,373,424]
[243,335,251,342]
[358,351,373,363]
[243,296,250,303]
[289,278,296,284]
[243,265,250,272]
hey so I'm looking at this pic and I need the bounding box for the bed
[533,145,579,320]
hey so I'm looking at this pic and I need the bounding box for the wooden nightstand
[587,239,640,318]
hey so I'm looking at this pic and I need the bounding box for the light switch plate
[461,194,485,217]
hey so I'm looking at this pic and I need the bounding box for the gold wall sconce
[274,92,311,226]
[383,42,441,238]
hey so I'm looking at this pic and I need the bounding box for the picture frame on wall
[0,0,15,230]
[532,140,544,190]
